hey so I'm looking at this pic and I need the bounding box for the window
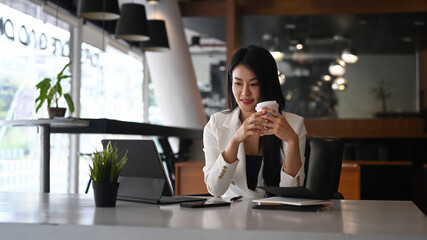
[80,43,144,121]
[0,0,155,194]
[78,42,144,193]
[0,1,71,192]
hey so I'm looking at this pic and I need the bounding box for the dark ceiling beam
[179,0,427,17]
[238,0,427,15]
[179,1,226,17]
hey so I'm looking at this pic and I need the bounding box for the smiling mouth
[241,99,254,105]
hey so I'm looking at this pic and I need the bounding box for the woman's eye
[233,82,242,86]
[251,83,259,86]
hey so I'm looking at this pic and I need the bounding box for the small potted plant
[372,79,393,117]
[35,61,75,118]
[372,79,392,112]
[89,141,128,207]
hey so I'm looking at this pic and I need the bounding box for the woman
[203,45,307,198]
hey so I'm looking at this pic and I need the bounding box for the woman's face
[231,64,260,119]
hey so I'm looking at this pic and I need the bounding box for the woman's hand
[259,107,301,176]
[259,107,298,145]
[223,111,265,164]
[231,111,265,144]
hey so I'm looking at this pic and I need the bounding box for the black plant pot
[92,182,119,207]
[48,107,66,118]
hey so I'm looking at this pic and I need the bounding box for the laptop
[101,139,206,204]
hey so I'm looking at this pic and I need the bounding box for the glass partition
[80,42,144,122]
[185,13,425,119]
[78,42,144,193]
[183,17,227,119]
[0,1,71,192]
[241,14,422,118]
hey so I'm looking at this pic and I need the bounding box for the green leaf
[35,98,46,113]
[57,83,62,97]
[36,78,51,89]
[47,98,52,108]
[110,158,115,183]
[64,94,75,113]
[58,75,71,81]
[47,88,56,108]
[34,78,52,113]
[57,61,71,80]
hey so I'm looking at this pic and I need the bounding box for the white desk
[0,192,425,240]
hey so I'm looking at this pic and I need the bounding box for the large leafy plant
[35,61,75,113]
[89,141,128,183]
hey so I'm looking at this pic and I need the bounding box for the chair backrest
[304,136,344,199]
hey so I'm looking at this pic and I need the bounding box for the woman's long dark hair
[226,45,286,186]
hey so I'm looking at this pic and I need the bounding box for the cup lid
[255,101,279,111]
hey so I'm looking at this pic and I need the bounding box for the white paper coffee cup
[255,101,279,115]
[255,101,279,135]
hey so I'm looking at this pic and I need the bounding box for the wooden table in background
[174,161,207,195]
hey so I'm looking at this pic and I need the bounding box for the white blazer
[203,108,307,198]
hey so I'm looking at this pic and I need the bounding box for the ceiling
[43,0,427,56]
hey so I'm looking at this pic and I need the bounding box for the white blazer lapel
[222,108,250,193]
[222,108,241,130]
[233,141,249,192]
[216,108,241,151]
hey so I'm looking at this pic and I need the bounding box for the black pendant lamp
[79,0,120,21]
[115,3,150,41]
[140,20,169,51]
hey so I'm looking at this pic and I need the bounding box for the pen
[230,196,243,202]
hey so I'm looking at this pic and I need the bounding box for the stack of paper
[252,197,331,206]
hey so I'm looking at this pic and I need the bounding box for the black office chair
[304,136,344,199]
